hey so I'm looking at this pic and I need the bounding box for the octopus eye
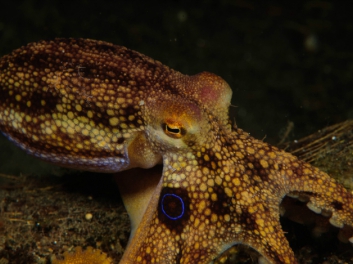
[162,123,186,139]
[161,193,185,220]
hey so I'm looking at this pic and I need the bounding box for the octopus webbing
[0,38,352,264]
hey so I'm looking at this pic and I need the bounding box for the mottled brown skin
[1,39,353,264]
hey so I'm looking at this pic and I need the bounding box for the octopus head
[143,95,212,153]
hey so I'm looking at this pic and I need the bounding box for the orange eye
[162,123,186,139]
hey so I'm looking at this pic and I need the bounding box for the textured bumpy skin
[1,39,353,264]
[0,39,230,172]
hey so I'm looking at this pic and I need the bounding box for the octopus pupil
[161,193,185,220]
[166,124,180,134]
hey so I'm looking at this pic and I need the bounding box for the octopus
[0,38,353,264]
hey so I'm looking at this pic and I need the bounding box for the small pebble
[85,213,93,221]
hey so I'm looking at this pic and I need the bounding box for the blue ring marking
[161,193,185,220]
